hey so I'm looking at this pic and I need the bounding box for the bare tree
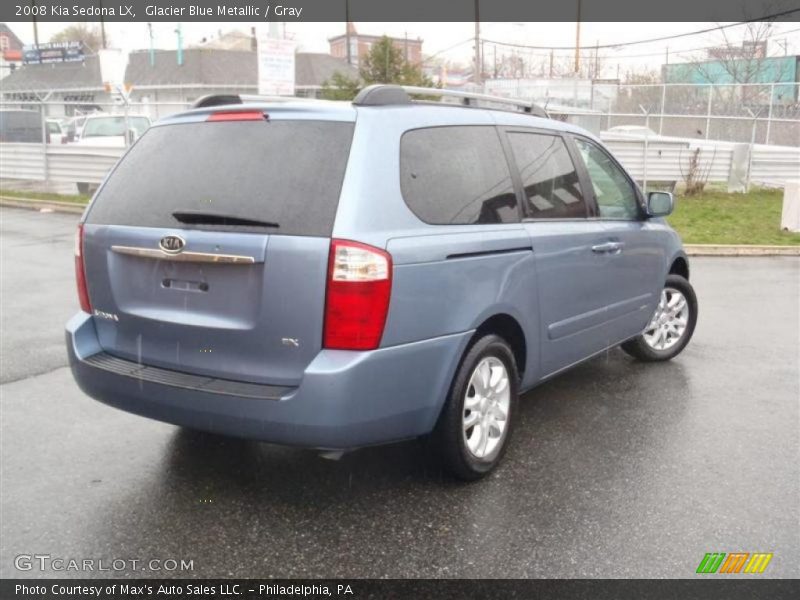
[50,24,108,53]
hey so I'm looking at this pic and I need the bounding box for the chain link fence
[484,81,800,147]
[1,86,798,196]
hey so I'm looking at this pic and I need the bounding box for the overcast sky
[7,21,800,74]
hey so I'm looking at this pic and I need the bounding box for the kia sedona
[66,85,698,480]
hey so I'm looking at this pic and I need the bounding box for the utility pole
[99,0,107,48]
[665,46,669,65]
[549,49,554,78]
[473,0,482,87]
[574,0,582,75]
[31,0,39,46]
[345,0,352,66]
[593,40,599,79]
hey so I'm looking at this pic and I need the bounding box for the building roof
[124,49,357,88]
[125,49,256,87]
[329,32,423,45]
[0,48,359,93]
[0,54,103,92]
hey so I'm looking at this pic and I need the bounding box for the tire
[621,274,698,362]
[434,334,519,481]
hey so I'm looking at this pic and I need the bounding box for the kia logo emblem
[159,235,186,254]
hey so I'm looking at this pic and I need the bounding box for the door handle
[592,241,624,254]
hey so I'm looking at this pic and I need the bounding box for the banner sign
[257,35,296,96]
[22,41,84,64]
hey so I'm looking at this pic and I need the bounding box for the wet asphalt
[0,206,798,579]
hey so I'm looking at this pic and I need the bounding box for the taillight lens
[323,239,392,351]
[75,224,92,313]
[206,111,266,122]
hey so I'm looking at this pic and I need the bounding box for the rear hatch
[82,113,354,386]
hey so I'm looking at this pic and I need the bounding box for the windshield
[82,116,150,137]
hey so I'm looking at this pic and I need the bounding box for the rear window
[400,126,518,225]
[87,120,354,237]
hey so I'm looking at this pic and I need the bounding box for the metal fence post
[705,84,712,140]
[39,100,49,184]
[658,83,666,135]
[640,105,650,194]
[765,83,775,145]
[745,111,758,193]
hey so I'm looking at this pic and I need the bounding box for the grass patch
[668,188,800,246]
[0,188,90,205]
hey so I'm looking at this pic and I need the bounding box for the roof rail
[352,85,549,118]
[192,94,316,109]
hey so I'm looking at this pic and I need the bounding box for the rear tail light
[75,224,92,313]
[323,239,392,350]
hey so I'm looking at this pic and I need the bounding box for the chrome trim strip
[111,245,256,264]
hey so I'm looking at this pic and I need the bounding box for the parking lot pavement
[1,206,798,579]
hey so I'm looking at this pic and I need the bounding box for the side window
[400,126,518,225]
[507,132,586,219]
[574,138,640,220]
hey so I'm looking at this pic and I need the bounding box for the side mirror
[647,191,674,217]
[126,128,139,146]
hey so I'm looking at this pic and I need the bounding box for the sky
[6,21,800,76]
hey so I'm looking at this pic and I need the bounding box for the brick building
[329,23,422,68]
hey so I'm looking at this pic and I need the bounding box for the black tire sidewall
[624,274,698,361]
[437,334,519,480]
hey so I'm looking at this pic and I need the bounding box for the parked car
[72,114,151,146]
[62,116,87,142]
[46,119,67,144]
[606,125,658,137]
[71,114,152,193]
[66,86,697,480]
[0,109,43,143]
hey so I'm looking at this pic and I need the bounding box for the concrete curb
[0,196,87,215]
[1,197,799,256]
[685,244,800,256]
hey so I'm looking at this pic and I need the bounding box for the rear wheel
[435,334,519,481]
[621,274,697,362]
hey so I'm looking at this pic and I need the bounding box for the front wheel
[621,274,698,362]
[434,334,519,481]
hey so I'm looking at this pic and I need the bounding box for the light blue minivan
[67,85,697,479]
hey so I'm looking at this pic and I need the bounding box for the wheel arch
[472,313,528,381]
[669,253,690,280]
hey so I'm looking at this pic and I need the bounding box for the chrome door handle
[592,241,624,254]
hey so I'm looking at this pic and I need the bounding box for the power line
[430,25,800,64]
[480,9,800,51]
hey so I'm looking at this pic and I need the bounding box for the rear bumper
[66,313,472,450]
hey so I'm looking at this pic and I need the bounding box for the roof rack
[352,85,549,118]
[192,94,316,109]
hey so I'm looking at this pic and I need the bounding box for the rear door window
[400,126,519,225]
[507,132,586,219]
[86,120,355,237]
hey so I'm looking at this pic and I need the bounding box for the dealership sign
[23,41,84,64]
[256,34,295,96]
